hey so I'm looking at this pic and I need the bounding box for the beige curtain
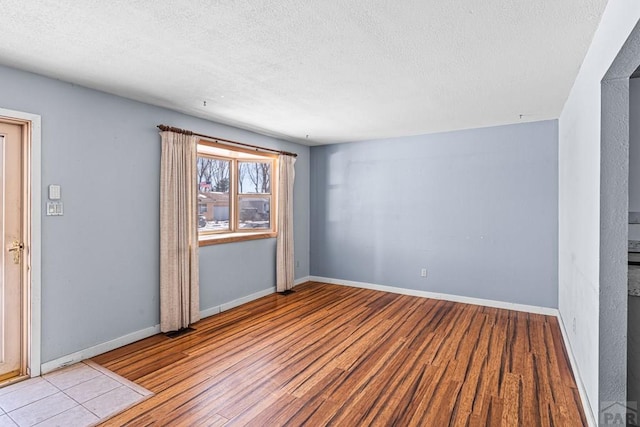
[276,154,296,292]
[160,131,200,332]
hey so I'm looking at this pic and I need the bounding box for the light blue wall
[310,120,558,308]
[0,64,310,363]
[0,61,559,363]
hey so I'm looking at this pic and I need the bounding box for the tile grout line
[84,361,153,397]
[2,388,58,416]
[49,364,144,421]
[0,362,152,427]
[57,382,110,419]
[6,392,79,426]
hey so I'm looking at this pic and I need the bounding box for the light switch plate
[49,184,61,200]
[46,201,64,216]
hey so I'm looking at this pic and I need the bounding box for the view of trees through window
[197,154,272,233]
[197,157,230,192]
[197,157,231,231]
[238,161,271,230]
[238,161,270,194]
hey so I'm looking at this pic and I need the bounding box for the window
[197,141,277,245]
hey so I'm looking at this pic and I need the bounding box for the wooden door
[0,122,24,380]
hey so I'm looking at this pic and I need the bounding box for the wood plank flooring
[92,282,586,426]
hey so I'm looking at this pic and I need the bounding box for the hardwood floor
[93,282,586,426]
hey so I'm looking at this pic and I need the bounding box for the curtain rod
[157,125,297,158]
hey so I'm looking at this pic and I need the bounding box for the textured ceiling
[0,1,607,145]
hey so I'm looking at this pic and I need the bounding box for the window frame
[197,140,277,246]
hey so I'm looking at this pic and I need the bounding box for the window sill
[199,231,277,246]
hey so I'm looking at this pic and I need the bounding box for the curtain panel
[160,131,200,332]
[276,154,296,292]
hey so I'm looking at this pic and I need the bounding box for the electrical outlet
[421,268,427,278]
[296,260,300,268]
[572,317,576,333]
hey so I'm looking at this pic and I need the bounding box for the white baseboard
[309,276,558,316]
[200,280,310,318]
[203,278,310,318]
[199,305,222,319]
[219,286,275,312]
[294,276,310,286]
[40,324,161,374]
[41,274,592,425]
[41,280,311,374]
[200,287,274,318]
[309,276,596,424]
[557,312,597,427]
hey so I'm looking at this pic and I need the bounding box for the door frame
[0,108,41,378]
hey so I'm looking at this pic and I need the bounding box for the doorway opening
[600,18,640,422]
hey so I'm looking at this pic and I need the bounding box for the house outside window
[197,141,277,245]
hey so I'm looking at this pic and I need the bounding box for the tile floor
[0,361,152,426]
